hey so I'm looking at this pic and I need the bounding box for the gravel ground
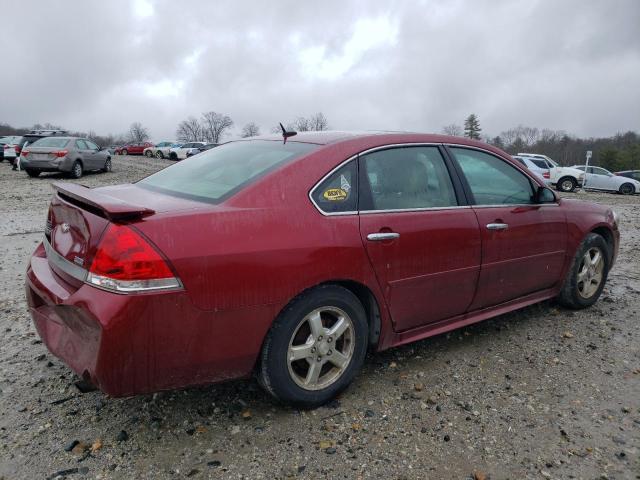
[0,155,638,480]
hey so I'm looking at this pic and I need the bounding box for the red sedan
[114,142,154,155]
[26,132,619,407]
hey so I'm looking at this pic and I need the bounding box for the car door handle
[367,232,400,241]
[486,223,509,231]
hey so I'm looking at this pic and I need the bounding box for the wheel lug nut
[311,347,315,353]
[317,356,322,362]
[328,350,332,355]
[318,336,323,341]
[327,337,332,343]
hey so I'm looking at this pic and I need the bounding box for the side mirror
[535,186,556,203]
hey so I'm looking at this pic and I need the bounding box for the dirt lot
[0,155,638,480]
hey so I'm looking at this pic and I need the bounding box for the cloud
[0,0,638,140]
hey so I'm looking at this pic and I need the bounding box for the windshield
[138,140,318,203]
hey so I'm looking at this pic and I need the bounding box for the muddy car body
[26,132,620,406]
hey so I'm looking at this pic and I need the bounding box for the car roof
[250,130,498,149]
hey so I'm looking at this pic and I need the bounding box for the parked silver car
[20,137,112,178]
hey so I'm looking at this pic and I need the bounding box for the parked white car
[169,142,206,160]
[518,153,585,192]
[512,155,552,186]
[143,142,176,158]
[572,165,640,195]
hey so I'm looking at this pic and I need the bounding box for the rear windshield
[138,140,318,203]
[30,137,70,148]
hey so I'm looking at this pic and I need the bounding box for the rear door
[357,146,482,332]
[84,139,101,169]
[448,147,567,309]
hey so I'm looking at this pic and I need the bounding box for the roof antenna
[280,123,297,144]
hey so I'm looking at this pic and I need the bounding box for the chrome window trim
[308,154,359,217]
[309,142,560,216]
[309,143,449,216]
[43,237,88,282]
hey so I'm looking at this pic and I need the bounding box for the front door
[448,147,567,309]
[357,146,482,332]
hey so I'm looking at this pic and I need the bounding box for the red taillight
[53,150,68,158]
[21,150,30,157]
[87,224,180,292]
[543,171,550,178]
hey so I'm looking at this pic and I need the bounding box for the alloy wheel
[287,307,355,391]
[561,179,574,192]
[576,247,604,299]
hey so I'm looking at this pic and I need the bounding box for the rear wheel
[101,158,112,173]
[155,151,164,159]
[619,183,634,195]
[557,176,577,192]
[169,152,177,160]
[557,233,610,309]
[145,150,153,157]
[70,161,83,179]
[258,285,368,408]
[122,149,128,156]
[25,169,40,177]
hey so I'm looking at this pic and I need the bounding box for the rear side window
[31,137,69,148]
[75,140,88,150]
[311,161,358,214]
[450,148,535,205]
[360,146,458,210]
[531,159,548,169]
[139,140,317,203]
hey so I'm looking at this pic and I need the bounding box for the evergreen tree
[464,114,482,140]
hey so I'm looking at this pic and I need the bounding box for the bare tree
[201,111,234,143]
[241,122,261,138]
[308,112,329,131]
[176,117,203,142]
[442,124,463,136]
[127,122,150,142]
[289,116,311,132]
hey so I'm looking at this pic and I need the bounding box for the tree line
[443,114,639,172]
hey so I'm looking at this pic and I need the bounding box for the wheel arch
[590,225,614,261]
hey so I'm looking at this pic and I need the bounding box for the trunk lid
[45,183,210,283]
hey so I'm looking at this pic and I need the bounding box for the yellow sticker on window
[323,188,348,201]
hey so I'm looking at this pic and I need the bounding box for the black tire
[101,157,112,173]
[69,160,83,179]
[145,150,153,157]
[25,169,40,177]
[122,149,128,156]
[619,183,634,195]
[169,152,177,160]
[155,151,164,159]
[557,233,610,309]
[556,176,577,193]
[258,285,368,408]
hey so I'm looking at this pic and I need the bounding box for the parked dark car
[614,170,640,181]
[115,142,154,155]
[26,132,619,407]
[186,142,218,157]
[21,136,111,178]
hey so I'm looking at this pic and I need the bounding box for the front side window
[451,147,535,205]
[311,161,357,213]
[139,140,317,203]
[592,167,610,176]
[360,146,457,211]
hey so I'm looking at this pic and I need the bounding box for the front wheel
[121,149,128,156]
[557,233,610,309]
[619,183,635,195]
[258,285,368,408]
[145,150,153,157]
[556,176,577,193]
[102,158,112,173]
[155,151,164,159]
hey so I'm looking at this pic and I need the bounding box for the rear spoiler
[52,183,155,221]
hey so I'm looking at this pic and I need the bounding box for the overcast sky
[2,0,639,141]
